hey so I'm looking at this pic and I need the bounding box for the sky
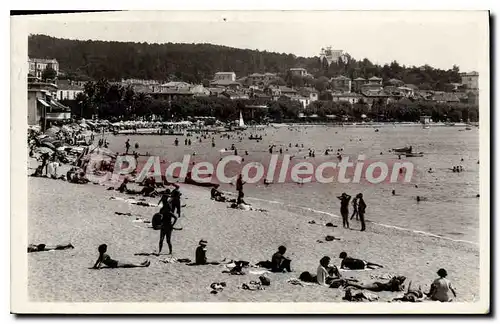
[21,10,488,72]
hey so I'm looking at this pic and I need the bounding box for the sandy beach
[28,173,480,302]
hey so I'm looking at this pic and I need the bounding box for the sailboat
[234,111,247,130]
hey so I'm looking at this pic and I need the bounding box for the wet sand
[28,176,479,302]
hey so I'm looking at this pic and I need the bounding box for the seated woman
[271,246,292,273]
[28,243,74,253]
[426,268,457,302]
[316,256,354,288]
[92,244,150,269]
[188,240,223,266]
[339,251,383,270]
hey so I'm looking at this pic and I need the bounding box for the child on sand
[92,244,150,269]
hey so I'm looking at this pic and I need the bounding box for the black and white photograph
[10,10,490,314]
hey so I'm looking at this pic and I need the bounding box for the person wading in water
[337,193,351,228]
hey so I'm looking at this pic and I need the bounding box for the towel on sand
[340,268,374,272]
[159,257,192,264]
[249,269,271,275]
[287,278,317,287]
[110,197,156,207]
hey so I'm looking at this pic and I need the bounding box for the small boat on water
[405,152,424,157]
[423,125,430,129]
[393,146,413,153]
[248,135,263,140]
[465,127,472,130]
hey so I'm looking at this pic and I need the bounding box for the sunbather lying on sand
[28,243,74,253]
[339,252,384,270]
[392,281,424,302]
[344,275,407,292]
[228,202,267,212]
[343,288,379,302]
[92,244,150,269]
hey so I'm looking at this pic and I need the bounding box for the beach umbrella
[40,141,56,150]
[361,114,367,118]
[34,146,54,155]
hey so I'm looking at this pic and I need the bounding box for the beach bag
[152,213,162,230]
[259,276,271,286]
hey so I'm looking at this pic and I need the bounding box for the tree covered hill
[28,34,319,83]
[28,34,462,90]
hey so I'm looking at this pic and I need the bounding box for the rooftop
[28,57,58,64]
[332,75,351,81]
[209,80,241,86]
[57,84,84,91]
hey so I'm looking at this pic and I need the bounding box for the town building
[331,76,352,93]
[221,90,249,100]
[56,82,84,101]
[367,76,383,85]
[246,72,278,85]
[28,81,70,129]
[431,92,461,104]
[298,87,319,103]
[209,79,242,89]
[160,81,192,91]
[331,92,363,104]
[213,72,236,82]
[319,46,347,65]
[460,71,479,90]
[121,79,161,86]
[281,94,311,110]
[352,77,367,92]
[289,68,308,77]
[28,58,59,79]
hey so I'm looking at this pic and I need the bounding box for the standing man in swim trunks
[357,193,367,231]
[158,201,177,255]
[337,193,351,228]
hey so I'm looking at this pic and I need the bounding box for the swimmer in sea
[92,244,150,269]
